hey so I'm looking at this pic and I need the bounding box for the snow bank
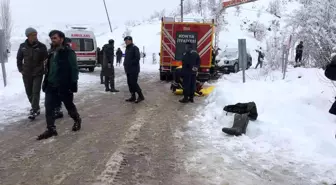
[186,67,336,184]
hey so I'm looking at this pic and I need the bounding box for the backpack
[260,52,265,59]
[223,102,258,121]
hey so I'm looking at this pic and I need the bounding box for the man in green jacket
[17,27,48,119]
[37,30,82,140]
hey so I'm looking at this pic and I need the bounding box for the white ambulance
[65,27,98,72]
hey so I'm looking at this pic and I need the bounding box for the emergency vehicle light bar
[70,27,88,30]
[162,17,214,24]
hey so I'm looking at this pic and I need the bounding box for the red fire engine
[159,17,215,82]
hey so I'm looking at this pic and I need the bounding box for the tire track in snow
[94,105,153,185]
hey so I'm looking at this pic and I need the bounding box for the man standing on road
[295,41,304,65]
[17,27,48,120]
[179,42,200,103]
[255,47,264,69]
[116,48,123,66]
[102,39,119,92]
[37,30,82,140]
[124,36,144,103]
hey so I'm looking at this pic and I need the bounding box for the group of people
[16,27,144,140]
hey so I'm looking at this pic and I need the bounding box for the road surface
[0,68,205,185]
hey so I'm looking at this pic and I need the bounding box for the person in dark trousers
[98,47,104,84]
[295,41,304,64]
[124,36,144,103]
[37,30,82,140]
[116,48,123,66]
[17,27,48,120]
[50,37,72,120]
[255,47,264,69]
[102,39,119,92]
[179,42,200,103]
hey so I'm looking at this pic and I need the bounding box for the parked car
[216,48,252,73]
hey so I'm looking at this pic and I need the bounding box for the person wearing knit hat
[25,27,37,37]
[17,27,48,120]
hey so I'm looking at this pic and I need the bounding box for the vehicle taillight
[201,68,210,72]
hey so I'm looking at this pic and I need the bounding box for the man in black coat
[37,30,82,140]
[102,39,119,92]
[295,41,304,64]
[116,48,123,66]
[180,42,200,103]
[123,36,144,103]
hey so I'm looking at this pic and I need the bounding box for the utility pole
[238,39,247,83]
[103,0,113,33]
[180,0,184,22]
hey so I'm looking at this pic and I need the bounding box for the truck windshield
[71,38,94,51]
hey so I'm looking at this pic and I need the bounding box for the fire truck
[159,17,215,82]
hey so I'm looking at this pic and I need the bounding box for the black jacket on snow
[42,46,79,93]
[181,50,200,75]
[124,43,140,74]
[116,49,123,59]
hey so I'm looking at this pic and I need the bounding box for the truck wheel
[88,67,95,72]
[160,72,165,81]
[234,63,239,73]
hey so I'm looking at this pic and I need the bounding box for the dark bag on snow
[222,113,249,136]
[223,102,258,120]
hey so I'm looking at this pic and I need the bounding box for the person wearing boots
[98,47,104,84]
[295,41,304,65]
[124,36,144,103]
[179,42,200,103]
[102,39,119,92]
[255,47,264,69]
[116,48,123,66]
[17,27,48,120]
[37,30,82,140]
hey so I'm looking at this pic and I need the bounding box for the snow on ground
[184,67,336,184]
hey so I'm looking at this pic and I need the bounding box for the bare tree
[0,0,12,51]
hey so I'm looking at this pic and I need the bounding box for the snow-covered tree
[0,0,12,51]
[286,0,336,67]
[235,6,241,16]
[184,0,194,14]
[248,21,267,41]
[267,0,281,17]
[197,0,206,16]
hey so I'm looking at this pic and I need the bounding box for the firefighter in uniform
[179,42,200,103]
[102,39,119,92]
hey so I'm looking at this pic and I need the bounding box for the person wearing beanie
[102,39,119,92]
[124,36,145,103]
[16,27,48,120]
[179,41,200,103]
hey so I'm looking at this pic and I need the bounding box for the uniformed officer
[180,42,200,103]
[102,39,119,92]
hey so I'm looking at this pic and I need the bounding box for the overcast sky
[11,0,180,26]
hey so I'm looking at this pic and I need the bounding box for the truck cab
[65,27,98,72]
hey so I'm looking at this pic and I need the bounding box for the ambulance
[65,27,98,72]
[159,17,215,82]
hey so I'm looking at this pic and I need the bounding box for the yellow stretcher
[174,86,215,96]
